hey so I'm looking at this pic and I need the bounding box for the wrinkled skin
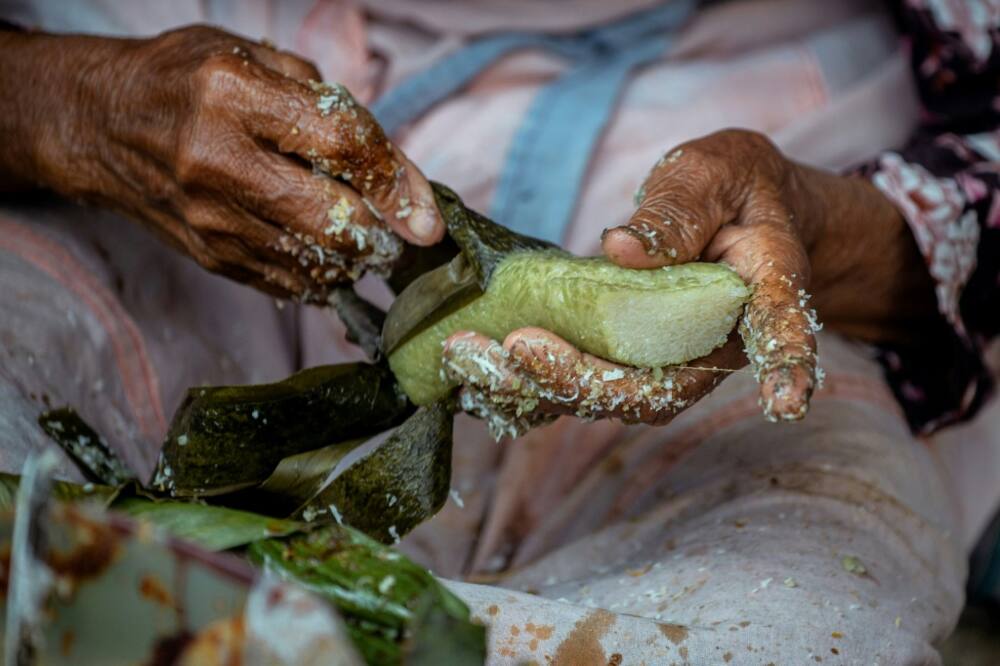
[444,130,937,434]
[0,27,934,433]
[0,25,443,302]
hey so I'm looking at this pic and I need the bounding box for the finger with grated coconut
[443,329,744,440]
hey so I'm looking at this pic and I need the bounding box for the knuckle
[192,53,249,99]
[278,52,322,80]
[712,128,777,153]
[173,141,203,186]
[154,24,223,49]
[174,138,217,187]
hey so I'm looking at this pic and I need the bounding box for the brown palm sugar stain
[552,609,615,666]
[658,623,689,645]
[527,623,555,640]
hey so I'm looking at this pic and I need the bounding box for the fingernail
[761,364,813,421]
[407,210,437,240]
[620,225,662,256]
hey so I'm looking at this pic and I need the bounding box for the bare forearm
[0,29,142,196]
[794,164,937,344]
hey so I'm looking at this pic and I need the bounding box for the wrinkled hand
[23,25,443,301]
[442,129,934,438]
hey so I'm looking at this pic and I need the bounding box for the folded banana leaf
[249,524,483,666]
[40,391,453,547]
[153,363,411,497]
[387,233,461,295]
[381,183,556,356]
[431,181,558,288]
[285,403,453,542]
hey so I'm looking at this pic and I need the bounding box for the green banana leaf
[0,473,303,552]
[249,524,483,666]
[0,492,485,665]
[0,473,485,664]
[430,182,556,287]
[0,472,118,509]
[114,497,306,551]
[36,379,454,547]
[382,183,557,356]
[288,403,454,543]
[386,232,460,296]
[153,362,411,497]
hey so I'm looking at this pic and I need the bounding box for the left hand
[0,25,443,302]
[441,129,936,438]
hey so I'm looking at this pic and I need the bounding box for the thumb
[602,146,733,268]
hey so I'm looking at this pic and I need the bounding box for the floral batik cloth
[857,0,1000,434]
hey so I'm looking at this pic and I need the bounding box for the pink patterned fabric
[872,152,980,334]
[909,0,1000,63]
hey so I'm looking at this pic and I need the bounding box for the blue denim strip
[371,1,697,243]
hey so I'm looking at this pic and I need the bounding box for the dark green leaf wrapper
[381,182,559,357]
[293,402,454,542]
[431,182,557,287]
[249,524,480,666]
[152,363,411,497]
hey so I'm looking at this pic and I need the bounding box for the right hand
[441,130,936,438]
[21,25,444,302]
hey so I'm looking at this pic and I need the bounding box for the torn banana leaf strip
[37,407,134,486]
[290,402,453,543]
[154,363,412,498]
[249,524,481,666]
[0,473,303,552]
